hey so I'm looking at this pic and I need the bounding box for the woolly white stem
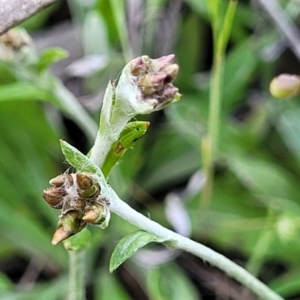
[109,189,283,300]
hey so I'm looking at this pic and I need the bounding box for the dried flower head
[43,172,110,244]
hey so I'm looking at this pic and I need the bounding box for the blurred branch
[257,0,300,60]
[0,0,58,36]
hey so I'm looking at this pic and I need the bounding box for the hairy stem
[109,189,283,300]
[68,250,86,300]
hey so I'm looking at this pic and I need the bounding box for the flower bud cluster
[89,54,181,167]
[42,172,110,245]
[114,54,181,117]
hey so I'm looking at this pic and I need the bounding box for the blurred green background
[1,0,300,299]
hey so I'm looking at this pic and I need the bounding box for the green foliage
[109,231,167,272]
[147,264,199,300]
[1,0,300,299]
[36,48,69,72]
[64,228,92,251]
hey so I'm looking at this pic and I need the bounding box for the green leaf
[226,154,300,202]
[109,231,167,272]
[60,139,102,175]
[147,264,200,300]
[63,228,91,251]
[82,10,110,55]
[102,121,149,177]
[95,270,131,300]
[270,269,300,298]
[0,82,51,102]
[276,103,300,164]
[37,48,69,72]
[223,39,258,108]
[0,272,12,295]
[59,140,111,197]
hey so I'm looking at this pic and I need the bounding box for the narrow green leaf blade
[37,47,69,72]
[109,230,167,272]
[102,121,149,177]
[0,82,51,102]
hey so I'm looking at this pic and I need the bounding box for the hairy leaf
[109,231,167,272]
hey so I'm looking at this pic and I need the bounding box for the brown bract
[42,172,110,245]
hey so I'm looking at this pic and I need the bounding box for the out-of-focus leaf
[36,48,69,72]
[276,103,300,164]
[270,269,300,299]
[176,15,202,89]
[147,264,199,300]
[223,39,258,108]
[50,78,97,141]
[0,273,12,295]
[21,4,57,30]
[140,122,200,191]
[183,0,208,16]
[95,270,131,300]
[109,0,132,60]
[109,231,168,272]
[0,278,66,300]
[226,154,300,201]
[0,198,66,266]
[0,82,51,102]
[82,11,110,55]
[0,101,66,266]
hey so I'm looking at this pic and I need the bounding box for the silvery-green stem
[68,250,86,300]
[109,189,283,300]
[89,82,131,166]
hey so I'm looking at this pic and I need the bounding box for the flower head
[113,54,181,117]
[43,172,110,245]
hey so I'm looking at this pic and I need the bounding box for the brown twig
[0,0,58,36]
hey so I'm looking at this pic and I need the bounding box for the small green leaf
[59,139,111,196]
[102,121,149,177]
[60,139,101,175]
[37,47,69,72]
[109,230,167,272]
[63,228,91,251]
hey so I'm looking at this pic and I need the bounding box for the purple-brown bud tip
[162,84,179,100]
[152,54,175,70]
[130,57,146,76]
[160,64,179,81]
